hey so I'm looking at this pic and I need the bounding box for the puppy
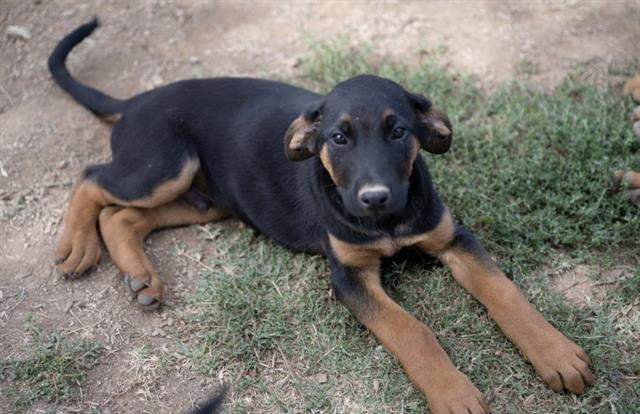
[49,19,593,413]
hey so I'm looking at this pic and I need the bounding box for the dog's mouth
[337,187,407,219]
[348,203,396,218]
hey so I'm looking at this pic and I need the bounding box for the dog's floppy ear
[284,101,323,161]
[407,92,452,154]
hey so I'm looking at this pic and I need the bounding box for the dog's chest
[328,232,431,268]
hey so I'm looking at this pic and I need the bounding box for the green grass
[180,41,640,412]
[0,318,103,411]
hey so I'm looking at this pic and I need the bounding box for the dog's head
[285,75,452,218]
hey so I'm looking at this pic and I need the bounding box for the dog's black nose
[359,188,390,209]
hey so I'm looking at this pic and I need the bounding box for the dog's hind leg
[99,198,228,309]
[54,145,200,277]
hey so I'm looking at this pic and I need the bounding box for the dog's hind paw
[123,273,163,310]
[54,230,102,276]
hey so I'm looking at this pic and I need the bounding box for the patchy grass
[0,318,103,411]
[125,345,181,402]
[179,41,640,412]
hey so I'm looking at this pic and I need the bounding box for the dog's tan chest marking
[329,210,456,267]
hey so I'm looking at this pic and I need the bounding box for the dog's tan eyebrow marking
[383,109,397,127]
[339,113,352,131]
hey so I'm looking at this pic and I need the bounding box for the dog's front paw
[528,334,593,394]
[426,371,488,414]
[54,228,101,276]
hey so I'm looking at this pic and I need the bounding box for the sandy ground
[1,0,639,412]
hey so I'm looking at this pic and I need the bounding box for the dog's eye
[391,126,406,140]
[331,132,347,145]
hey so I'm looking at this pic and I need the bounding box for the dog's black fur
[48,19,452,256]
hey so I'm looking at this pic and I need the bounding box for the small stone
[308,372,327,383]
[189,56,201,64]
[57,159,68,169]
[151,328,166,337]
[373,379,380,392]
[523,395,536,407]
[284,57,300,68]
[6,25,31,40]
[632,106,640,123]
[151,73,164,87]
[373,345,385,359]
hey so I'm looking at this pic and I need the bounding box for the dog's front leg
[327,249,488,414]
[417,211,594,395]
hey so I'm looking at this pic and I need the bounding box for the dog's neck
[311,157,443,245]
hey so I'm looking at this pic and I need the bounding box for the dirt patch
[1,0,639,412]
[548,264,633,305]
[551,265,597,305]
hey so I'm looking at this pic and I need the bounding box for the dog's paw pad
[123,274,162,310]
[124,274,150,294]
[137,291,162,310]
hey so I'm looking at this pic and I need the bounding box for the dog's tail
[190,386,227,414]
[48,18,126,119]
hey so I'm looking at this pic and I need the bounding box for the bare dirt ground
[1,0,639,412]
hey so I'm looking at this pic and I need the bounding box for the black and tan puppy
[49,20,593,413]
